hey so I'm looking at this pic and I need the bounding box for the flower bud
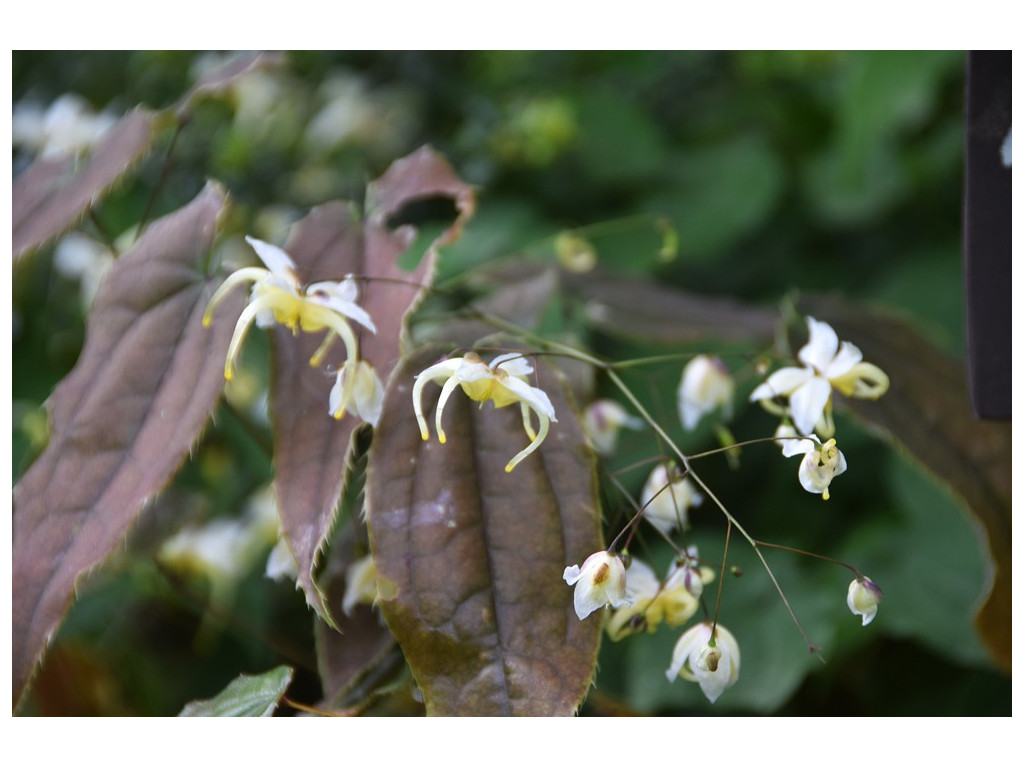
[847,577,883,626]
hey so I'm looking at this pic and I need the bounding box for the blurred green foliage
[13,51,1007,716]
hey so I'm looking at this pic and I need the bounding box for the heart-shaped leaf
[264,147,475,620]
[178,665,294,717]
[365,347,603,715]
[12,182,239,707]
[13,107,161,261]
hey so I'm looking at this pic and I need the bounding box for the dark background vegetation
[12,51,1009,715]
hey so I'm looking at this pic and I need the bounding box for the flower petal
[490,352,534,378]
[798,316,840,371]
[499,375,557,421]
[823,340,863,379]
[789,376,831,435]
[245,236,299,286]
[749,366,814,401]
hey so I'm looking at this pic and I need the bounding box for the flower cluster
[412,351,556,472]
[203,236,383,426]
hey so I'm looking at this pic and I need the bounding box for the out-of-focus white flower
[640,463,704,534]
[563,550,630,620]
[413,352,556,473]
[53,232,115,308]
[1001,128,1011,168]
[329,359,384,427]
[203,237,377,412]
[13,93,117,159]
[749,317,888,436]
[582,399,643,455]
[265,538,299,582]
[666,622,741,704]
[847,577,883,626]
[678,355,734,431]
[342,553,379,616]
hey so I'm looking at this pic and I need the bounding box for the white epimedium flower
[412,352,557,473]
[749,316,889,436]
[666,622,741,704]
[582,399,644,455]
[563,551,630,621]
[203,236,377,410]
[677,355,734,431]
[797,437,847,500]
[775,424,847,500]
[847,577,883,626]
[640,463,704,535]
[329,359,384,427]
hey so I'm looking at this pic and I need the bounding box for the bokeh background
[12,51,1009,715]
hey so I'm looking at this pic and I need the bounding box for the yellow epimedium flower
[412,352,557,473]
[847,576,883,626]
[666,622,741,704]
[606,549,715,641]
[562,550,630,620]
[203,236,377,382]
[750,316,888,436]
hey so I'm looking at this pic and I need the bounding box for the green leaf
[178,666,294,717]
[259,147,476,621]
[12,107,162,261]
[648,135,784,262]
[12,183,239,708]
[365,347,603,715]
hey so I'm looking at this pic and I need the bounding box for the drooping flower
[412,352,557,473]
[847,576,883,626]
[749,317,889,436]
[666,622,741,704]
[203,236,377,387]
[677,355,734,431]
[563,550,630,620]
[329,359,384,427]
[582,399,644,456]
[640,462,704,534]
